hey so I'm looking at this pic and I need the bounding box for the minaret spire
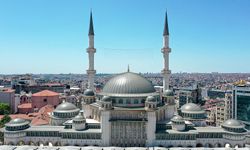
[89,11,94,36]
[86,11,96,90]
[163,11,169,36]
[161,10,171,91]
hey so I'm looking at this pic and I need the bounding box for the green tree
[0,114,11,128]
[0,103,10,115]
[0,114,11,144]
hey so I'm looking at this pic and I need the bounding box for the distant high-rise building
[232,83,250,129]
[204,93,232,127]
[207,89,231,99]
[216,93,232,126]
[176,85,202,108]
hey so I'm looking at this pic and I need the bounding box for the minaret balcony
[87,70,96,74]
[87,48,96,53]
[161,69,171,74]
[161,47,171,53]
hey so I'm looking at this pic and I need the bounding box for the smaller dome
[84,89,95,96]
[171,115,184,122]
[9,118,26,124]
[146,96,156,102]
[222,119,245,129]
[6,118,29,127]
[181,103,205,114]
[55,102,78,112]
[171,115,186,131]
[73,114,86,122]
[9,118,27,124]
[101,96,112,102]
[164,89,174,96]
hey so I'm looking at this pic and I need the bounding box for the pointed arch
[214,143,222,147]
[196,143,203,147]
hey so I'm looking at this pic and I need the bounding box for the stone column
[101,111,111,146]
[146,111,156,146]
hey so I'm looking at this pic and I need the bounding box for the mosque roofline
[98,92,159,97]
[113,107,146,111]
[156,129,198,134]
[59,128,101,133]
[53,108,80,113]
[110,119,147,122]
[181,110,206,114]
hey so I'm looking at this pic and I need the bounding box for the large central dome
[102,72,155,94]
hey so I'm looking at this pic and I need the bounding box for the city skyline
[1,0,250,74]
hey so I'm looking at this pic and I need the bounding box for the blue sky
[0,0,250,74]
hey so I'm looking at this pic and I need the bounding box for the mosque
[2,12,250,148]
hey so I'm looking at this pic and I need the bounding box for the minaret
[86,11,96,90]
[161,11,171,91]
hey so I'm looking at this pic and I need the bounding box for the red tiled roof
[31,105,54,126]
[0,113,38,121]
[17,103,32,109]
[32,90,59,97]
[0,105,54,126]
[31,117,49,126]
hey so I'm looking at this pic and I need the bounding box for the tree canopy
[0,103,10,115]
[0,114,11,128]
